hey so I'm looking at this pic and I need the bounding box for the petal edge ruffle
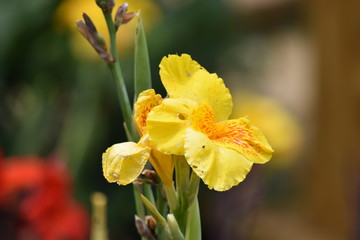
[184,128,253,191]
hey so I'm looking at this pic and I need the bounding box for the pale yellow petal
[160,54,232,121]
[102,142,150,185]
[134,89,163,135]
[147,98,198,155]
[184,128,253,191]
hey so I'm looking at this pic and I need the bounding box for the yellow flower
[145,54,273,191]
[102,89,175,186]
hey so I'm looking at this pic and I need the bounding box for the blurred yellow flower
[231,91,302,165]
[146,54,273,191]
[54,0,162,60]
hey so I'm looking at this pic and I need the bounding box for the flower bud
[142,169,158,181]
[134,215,156,240]
[96,0,115,14]
[145,215,157,231]
[76,13,114,62]
[114,3,136,29]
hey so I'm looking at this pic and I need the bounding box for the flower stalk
[103,11,138,141]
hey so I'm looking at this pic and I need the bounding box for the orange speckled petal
[134,89,163,135]
[184,128,253,191]
[213,118,273,164]
[160,54,232,121]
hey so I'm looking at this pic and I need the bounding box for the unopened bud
[133,178,153,185]
[83,13,97,33]
[96,0,115,14]
[122,12,136,24]
[142,169,158,181]
[145,216,157,231]
[134,215,156,240]
[114,3,136,30]
[76,13,114,62]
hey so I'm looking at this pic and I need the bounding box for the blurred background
[1,0,359,239]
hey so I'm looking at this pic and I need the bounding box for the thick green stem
[104,13,138,142]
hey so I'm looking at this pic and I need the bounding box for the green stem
[174,156,191,233]
[103,13,139,142]
[157,184,168,217]
[133,184,145,220]
[175,156,190,196]
[143,184,155,215]
[164,184,178,212]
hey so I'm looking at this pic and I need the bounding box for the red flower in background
[0,152,89,240]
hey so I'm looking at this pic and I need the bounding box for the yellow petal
[190,103,273,164]
[184,128,253,191]
[102,142,150,185]
[138,135,175,186]
[149,148,175,186]
[160,54,232,121]
[147,98,198,155]
[212,118,273,164]
[134,89,163,135]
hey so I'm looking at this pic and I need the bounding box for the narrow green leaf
[188,171,200,207]
[140,194,174,240]
[143,184,156,215]
[156,184,168,217]
[163,184,178,212]
[184,197,201,240]
[134,13,152,102]
[167,214,185,240]
[133,184,145,220]
[140,194,167,226]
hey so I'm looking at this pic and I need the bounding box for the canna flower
[144,54,273,191]
[102,89,175,187]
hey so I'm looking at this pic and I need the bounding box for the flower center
[191,103,249,146]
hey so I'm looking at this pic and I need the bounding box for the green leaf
[133,184,145,219]
[134,13,152,102]
[140,194,166,226]
[167,214,185,240]
[184,197,201,240]
[143,184,155,215]
[140,194,174,240]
